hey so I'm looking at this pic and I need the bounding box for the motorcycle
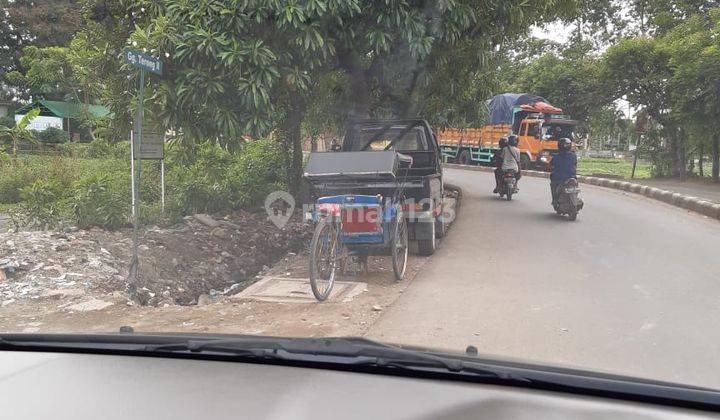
[553,178,584,221]
[498,170,518,201]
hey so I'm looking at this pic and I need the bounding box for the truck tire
[417,219,437,255]
[520,154,531,170]
[458,150,470,165]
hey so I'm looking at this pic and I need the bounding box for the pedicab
[303,150,412,301]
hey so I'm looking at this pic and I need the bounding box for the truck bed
[437,124,511,148]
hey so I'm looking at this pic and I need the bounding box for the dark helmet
[508,135,519,147]
[499,137,508,148]
[559,137,572,152]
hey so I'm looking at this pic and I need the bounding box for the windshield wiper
[143,337,515,379]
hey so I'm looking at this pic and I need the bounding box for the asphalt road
[368,168,720,389]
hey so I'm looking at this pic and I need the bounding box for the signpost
[124,49,163,297]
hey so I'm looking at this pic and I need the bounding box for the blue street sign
[123,49,163,75]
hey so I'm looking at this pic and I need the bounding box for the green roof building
[14,100,110,140]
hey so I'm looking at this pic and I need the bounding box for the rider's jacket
[550,150,577,182]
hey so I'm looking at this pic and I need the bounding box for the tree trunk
[698,143,704,177]
[713,136,719,182]
[668,128,678,178]
[677,128,686,181]
[283,91,307,196]
[337,49,372,118]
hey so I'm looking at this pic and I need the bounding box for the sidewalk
[630,178,720,204]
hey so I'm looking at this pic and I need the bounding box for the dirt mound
[0,211,311,308]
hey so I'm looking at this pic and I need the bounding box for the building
[14,100,110,140]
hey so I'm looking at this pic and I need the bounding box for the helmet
[559,138,572,151]
[499,137,508,148]
[508,135,519,147]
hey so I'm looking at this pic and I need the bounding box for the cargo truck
[438,93,577,169]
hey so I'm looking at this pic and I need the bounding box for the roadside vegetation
[2,0,720,233]
[577,157,652,180]
[0,139,288,230]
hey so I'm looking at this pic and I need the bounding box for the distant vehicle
[438,93,578,169]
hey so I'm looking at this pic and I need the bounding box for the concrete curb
[443,163,720,221]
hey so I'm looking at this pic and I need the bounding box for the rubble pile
[0,211,311,308]
[1,231,124,308]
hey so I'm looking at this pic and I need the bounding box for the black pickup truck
[339,119,444,255]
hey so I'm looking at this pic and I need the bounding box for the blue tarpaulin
[486,93,549,125]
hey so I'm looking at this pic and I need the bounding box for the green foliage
[71,172,129,230]
[15,46,78,100]
[227,139,290,208]
[514,41,609,130]
[37,127,70,144]
[0,161,36,203]
[165,141,234,215]
[16,179,67,230]
[0,107,40,160]
[578,157,652,179]
[0,116,14,129]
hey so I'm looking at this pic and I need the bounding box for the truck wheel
[520,154,531,170]
[458,150,470,165]
[417,220,437,256]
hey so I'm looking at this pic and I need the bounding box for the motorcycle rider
[550,138,577,206]
[501,134,521,192]
[493,137,509,193]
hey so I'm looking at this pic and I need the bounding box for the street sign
[133,125,164,159]
[123,49,163,75]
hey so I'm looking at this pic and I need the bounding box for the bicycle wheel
[391,215,408,281]
[309,218,340,301]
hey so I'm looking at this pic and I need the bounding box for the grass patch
[577,157,652,179]
[0,202,18,213]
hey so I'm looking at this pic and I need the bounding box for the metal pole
[160,159,165,213]
[130,128,136,217]
[127,69,145,297]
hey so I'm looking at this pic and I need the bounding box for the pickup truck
[311,119,444,255]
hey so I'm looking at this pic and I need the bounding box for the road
[368,168,720,389]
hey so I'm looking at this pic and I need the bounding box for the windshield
[542,123,575,140]
[2,0,720,394]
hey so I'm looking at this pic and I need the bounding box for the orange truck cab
[438,94,577,169]
[514,111,578,169]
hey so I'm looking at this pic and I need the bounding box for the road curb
[444,163,720,221]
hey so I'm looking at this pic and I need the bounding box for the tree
[660,11,720,182]
[4,46,79,101]
[1,0,83,97]
[0,107,39,163]
[601,37,687,178]
[76,0,577,193]
[513,40,610,133]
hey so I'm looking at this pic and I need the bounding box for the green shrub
[165,141,234,214]
[37,127,70,144]
[0,162,37,203]
[227,139,289,208]
[70,172,130,230]
[15,179,67,229]
[0,116,14,129]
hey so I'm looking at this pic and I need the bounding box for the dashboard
[1,351,717,419]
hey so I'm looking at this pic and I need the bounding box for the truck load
[438,93,577,169]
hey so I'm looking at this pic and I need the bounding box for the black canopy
[303,151,411,181]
